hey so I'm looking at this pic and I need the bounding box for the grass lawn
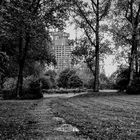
[0,100,42,139]
[1,92,140,139]
[0,98,85,140]
[51,93,140,139]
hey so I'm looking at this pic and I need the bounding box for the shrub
[57,68,76,88]
[21,80,43,99]
[40,77,53,89]
[2,78,43,100]
[68,75,83,88]
[3,78,17,90]
[23,76,35,89]
[2,89,17,99]
[87,78,94,89]
[115,68,129,91]
[126,78,140,94]
[44,70,57,89]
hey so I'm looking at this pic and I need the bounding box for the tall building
[50,31,72,72]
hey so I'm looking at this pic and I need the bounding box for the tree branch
[130,0,133,23]
[84,55,95,74]
[99,0,112,21]
[83,27,96,48]
[91,0,96,14]
[135,3,140,26]
[125,3,132,23]
[90,0,97,7]
[74,1,96,33]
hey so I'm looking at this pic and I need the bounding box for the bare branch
[130,0,133,23]
[99,0,112,21]
[83,27,96,48]
[90,0,97,7]
[74,1,96,33]
[125,3,132,23]
[135,3,140,26]
[91,0,96,14]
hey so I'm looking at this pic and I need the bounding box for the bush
[3,78,17,90]
[23,76,34,89]
[2,89,17,99]
[44,70,57,89]
[40,76,56,90]
[2,78,43,100]
[20,80,43,99]
[57,68,76,88]
[115,68,129,91]
[87,78,94,89]
[68,75,83,88]
[126,78,140,94]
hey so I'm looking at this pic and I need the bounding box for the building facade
[50,31,72,72]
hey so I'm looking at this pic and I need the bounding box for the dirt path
[43,92,88,98]
[43,90,118,98]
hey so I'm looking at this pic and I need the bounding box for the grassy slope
[0,100,42,139]
[51,94,140,139]
[0,99,86,140]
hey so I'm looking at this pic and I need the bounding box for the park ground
[0,91,140,139]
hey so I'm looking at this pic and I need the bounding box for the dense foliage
[57,68,83,88]
[0,0,71,98]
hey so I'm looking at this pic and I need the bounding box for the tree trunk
[135,53,138,76]
[128,26,137,87]
[0,74,4,89]
[94,0,100,92]
[16,32,29,98]
[16,61,24,98]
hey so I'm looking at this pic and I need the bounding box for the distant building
[50,31,72,72]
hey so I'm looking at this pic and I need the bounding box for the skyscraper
[50,31,72,72]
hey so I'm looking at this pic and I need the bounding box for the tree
[71,0,112,91]
[110,0,140,87]
[0,0,70,97]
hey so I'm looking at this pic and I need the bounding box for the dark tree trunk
[128,26,137,87]
[94,0,100,92]
[16,32,29,98]
[135,52,138,76]
[0,74,4,89]
[16,61,24,98]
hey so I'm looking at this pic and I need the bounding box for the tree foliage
[72,38,95,74]
[110,0,140,88]
[57,68,83,88]
[57,68,76,88]
[0,0,71,97]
